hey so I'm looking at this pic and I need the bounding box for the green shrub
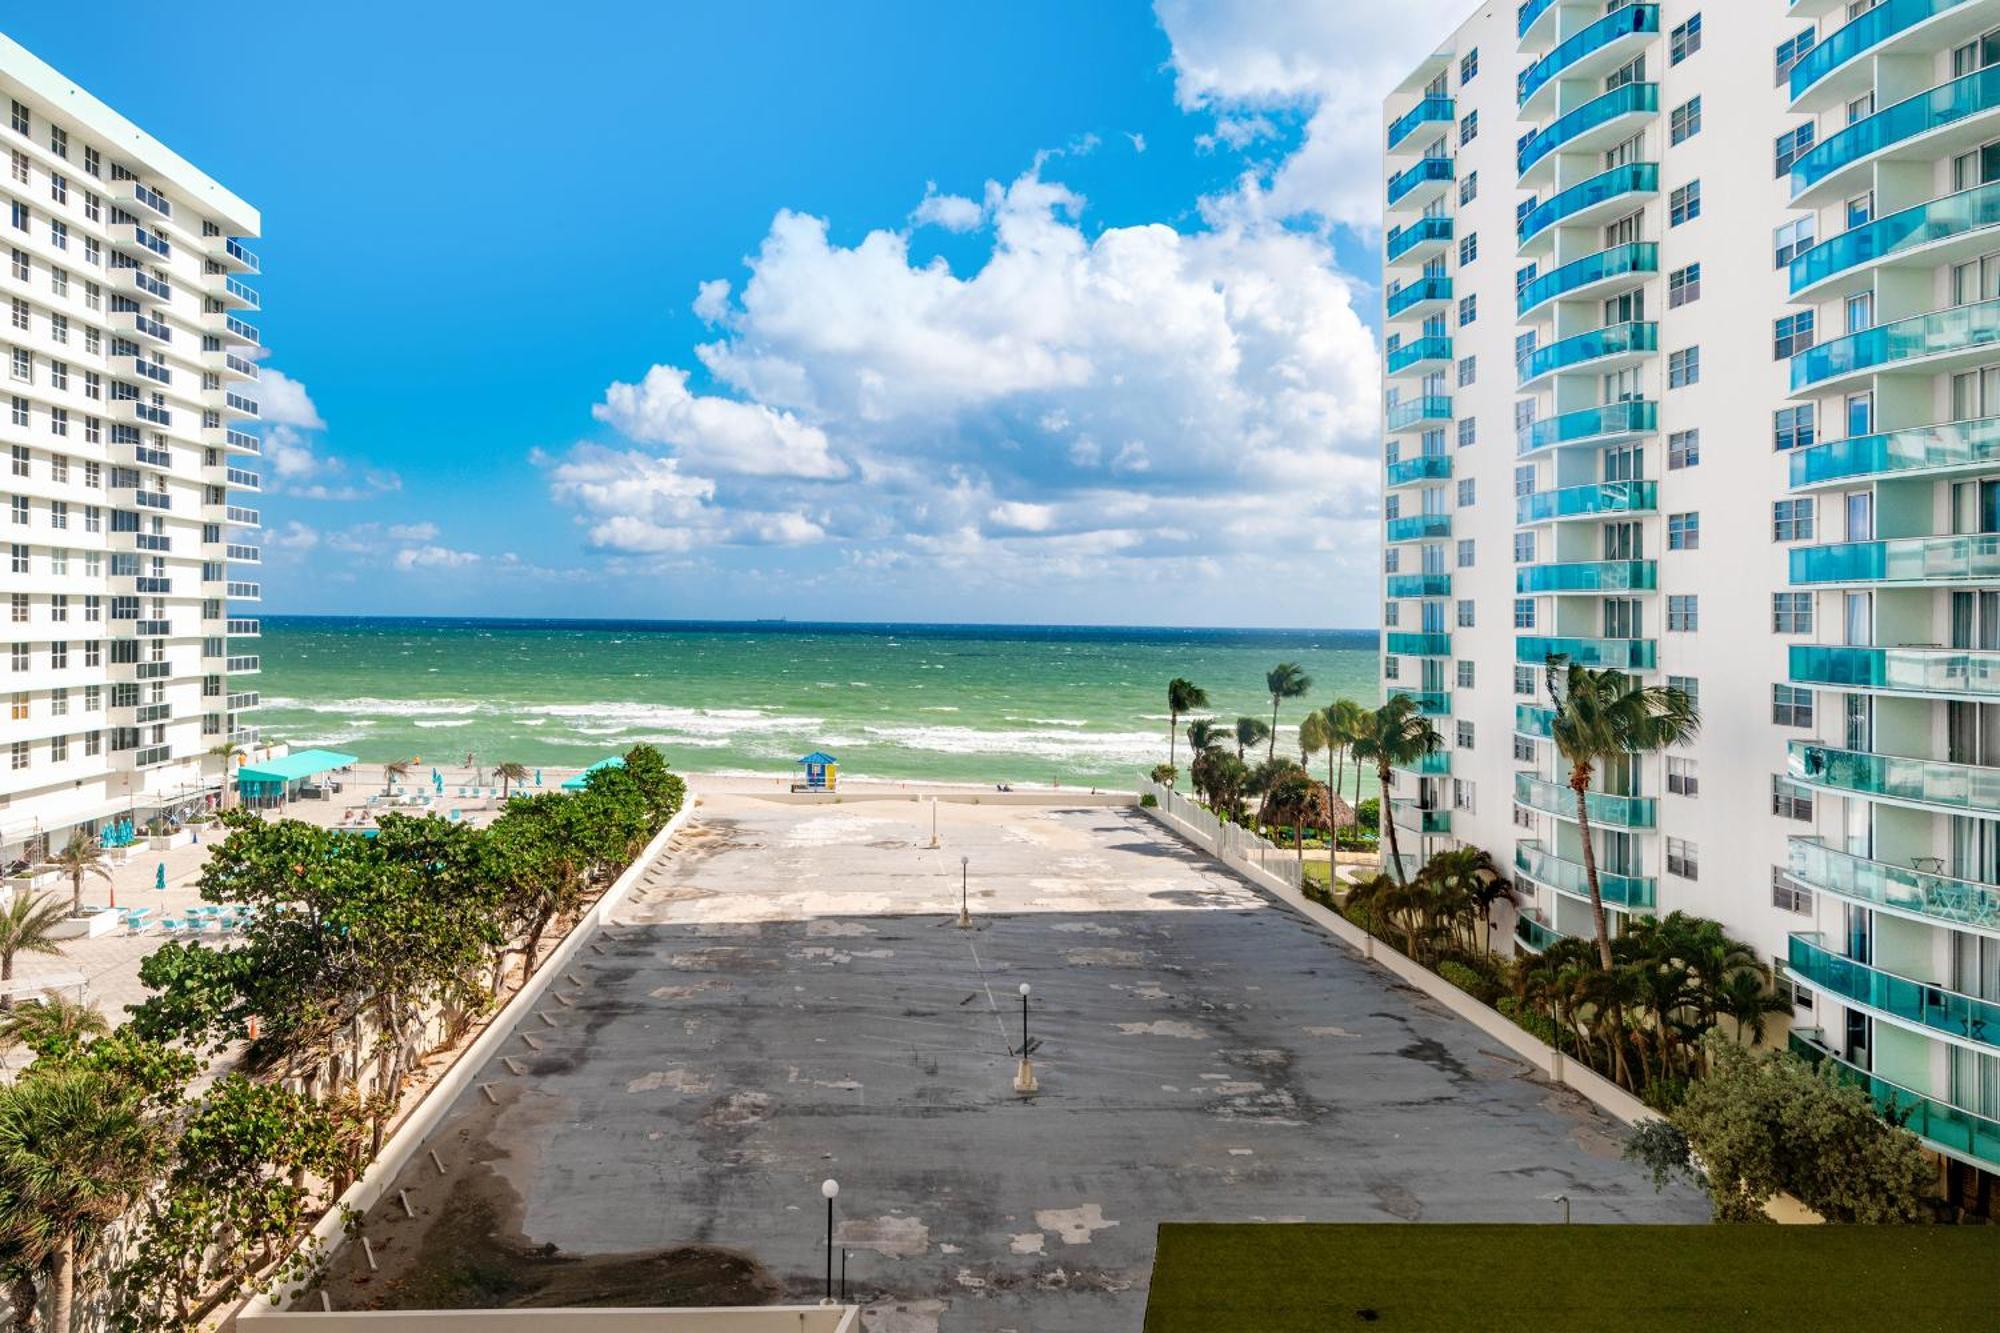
[1139,793,1158,808]
[1437,960,1500,1004]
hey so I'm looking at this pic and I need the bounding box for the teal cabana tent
[234,749,359,805]
[562,755,625,790]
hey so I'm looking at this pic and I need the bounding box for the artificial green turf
[1143,1223,2000,1332]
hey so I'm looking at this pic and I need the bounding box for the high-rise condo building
[1382,0,2000,1210]
[0,35,262,869]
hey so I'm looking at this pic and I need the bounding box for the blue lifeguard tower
[794,751,838,793]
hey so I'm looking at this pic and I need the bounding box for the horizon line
[255,612,1382,635]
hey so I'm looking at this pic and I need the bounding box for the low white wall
[750,790,1136,807]
[243,1307,858,1331]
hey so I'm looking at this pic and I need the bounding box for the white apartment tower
[0,36,262,866]
[1382,0,2000,1211]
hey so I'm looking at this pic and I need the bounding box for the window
[1456,538,1475,568]
[1775,123,1816,176]
[1456,356,1476,387]
[1670,15,1702,64]
[1772,683,1814,727]
[1456,599,1475,628]
[1459,48,1478,84]
[1513,599,1536,629]
[1457,417,1477,448]
[1459,171,1478,206]
[6,101,24,137]
[1459,110,1479,146]
[9,741,24,771]
[1772,498,1815,541]
[1515,665,1536,696]
[47,126,65,160]
[1456,720,1475,750]
[1452,779,1477,813]
[1668,676,1699,710]
[1773,404,1816,451]
[1773,591,1813,633]
[1667,594,1698,631]
[1458,294,1477,326]
[1513,736,1536,763]
[1667,756,1699,797]
[1772,776,1814,822]
[1666,837,1699,880]
[1774,216,1816,268]
[1667,512,1700,550]
[1775,31,1817,83]
[1459,233,1478,265]
[1456,479,1476,508]
[1668,347,1700,387]
[1668,429,1699,470]
[1669,181,1701,225]
[1668,263,1701,307]
[1456,660,1474,689]
[1514,532,1535,562]
[1773,311,1816,358]
[1670,97,1702,145]
[1771,867,1813,915]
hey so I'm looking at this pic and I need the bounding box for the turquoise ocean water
[250,618,1383,793]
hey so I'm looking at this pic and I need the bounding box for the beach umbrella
[154,863,166,891]
[534,769,542,787]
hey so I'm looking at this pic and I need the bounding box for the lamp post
[958,855,971,929]
[929,796,940,849]
[820,1178,840,1304]
[1554,1193,1570,1225]
[1012,982,1038,1095]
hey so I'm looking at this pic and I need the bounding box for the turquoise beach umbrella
[534,769,542,787]
[154,863,166,891]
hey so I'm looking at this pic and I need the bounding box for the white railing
[1137,777,1304,892]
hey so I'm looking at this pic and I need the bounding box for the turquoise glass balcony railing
[1517,242,1657,317]
[1515,839,1656,910]
[1789,838,2000,931]
[1516,479,1656,524]
[1789,533,2000,585]
[1386,632,1451,658]
[1386,572,1451,598]
[1385,454,1452,487]
[1396,749,1453,776]
[1788,933,2000,1050]
[1518,5,1659,109]
[1389,687,1451,715]
[1792,298,2000,391]
[1387,334,1453,374]
[1516,914,1564,953]
[1514,771,1657,828]
[1387,215,1453,262]
[1791,1032,2000,1170]
[1388,156,1454,207]
[1386,275,1452,318]
[1385,513,1451,542]
[1514,704,1554,737]
[1517,83,1658,179]
[1519,321,1658,384]
[1789,739,2000,817]
[1391,798,1452,835]
[1791,0,1976,103]
[1789,414,2000,486]
[1790,182,2000,296]
[1518,163,1658,247]
[1792,67,2000,199]
[1517,400,1656,454]
[1388,95,1455,152]
[1516,635,1657,670]
[1789,643,2000,699]
[1516,559,1657,594]
[1517,0,1557,41]
[1386,396,1453,431]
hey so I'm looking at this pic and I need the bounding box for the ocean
[251,618,1384,792]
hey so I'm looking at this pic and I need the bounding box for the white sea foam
[261,696,485,717]
[858,723,1159,764]
[514,701,819,738]
[413,719,477,729]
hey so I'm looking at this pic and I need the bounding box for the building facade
[0,35,262,868]
[1382,0,2000,1208]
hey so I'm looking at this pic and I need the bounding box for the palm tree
[206,740,246,811]
[1545,658,1700,969]
[1715,968,1790,1047]
[1323,698,1369,844]
[1233,716,1270,761]
[383,758,413,794]
[1264,663,1313,762]
[1297,710,1332,843]
[495,761,530,799]
[0,994,106,1063]
[47,833,110,919]
[0,896,67,1010]
[1165,678,1208,777]
[1346,695,1441,884]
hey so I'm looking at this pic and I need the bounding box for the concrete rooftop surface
[313,796,1704,1332]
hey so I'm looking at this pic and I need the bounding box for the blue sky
[5,2,1465,627]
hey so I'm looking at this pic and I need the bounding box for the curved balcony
[1788,740,2000,818]
[1517,400,1656,456]
[1517,84,1658,188]
[1515,479,1657,525]
[1515,913,1565,954]
[1789,414,2000,488]
[1517,243,1656,319]
[1386,334,1453,376]
[1792,298,2000,394]
[1517,163,1658,255]
[1791,184,2000,302]
[1388,96,1455,154]
[1385,454,1452,487]
[1518,5,1658,116]
[1514,771,1657,828]
[1385,572,1451,598]
[1386,275,1452,320]
[1518,0,1560,46]
[1389,687,1451,716]
[1516,559,1656,595]
[1515,704,1555,738]
[1792,67,2000,207]
[1386,632,1451,658]
[1787,932,2000,1050]
[1388,157,1454,209]
[1789,533,2000,586]
[1387,395,1453,433]
[1518,321,1657,389]
[1395,749,1453,776]
[1387,215,1453,266]
[1789,838,2000,933]
[1391,798,1452,836]
[1790,643,2000,701]
[1790,0,1979,110]
[1515,634,1657,670]
[1514,839,1656,911]
[1790,1031,2000,1171]
[1385,513,1451,543]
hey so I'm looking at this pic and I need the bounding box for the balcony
[1517,400,1656,456]
[1515,704,1555,738]
[1790,643,2000,701]
[1790,0,1981,109]
[224,353,260,381]
[133,745,173,768]
[1385,215,1453,266]
[1385,454,1451,487]
[1789,740,2000,817]
[1386,334,1453,376]
[225,506,260,527]
[1385,632,1450,658]
[225,467,262,491]
[1789,414,2000,488]
[226,655,260,674]
[1792,298,2000,394]
[1385,513,1451,543]
[1790,1032,2000,1171]
[225,316,261,347]
[1787,933,2000,1049]
[226,618,260,636]
[226,582,261,600]
[1517,0,1560,47]
[1516,479,1656,525]
[1386,276,1452,320]
[1518,321,1657,389]
[1515,913,1564,954]
[1514,839,1656,911]
[1517,243,1657,319]
[1789,532,2000,585]
[1388,687,1450,716]
[1517,163,1658,254]
[1387,156,1454,209]
[1390,798,1452,836]
[1513,771,1657,828]
[1791,182,2000,301]
[1788,838,2000,932]
[1516,559,1657,595]
[1395,750,1453,776]
[1792,67,2000,206]
[224,276,261,310]
[226,690,261,711]
[1515,635,1657,670]
[1386,395,1452,433]
[1518,5,1658,116]
[1387,96,1454,154]
[1517,83,1657,187]
[223,238,261,273]
[1385,572,1451,598]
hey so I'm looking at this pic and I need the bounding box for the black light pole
[820,1178,839,1304]
[1019,982,1030,1053]
[958,855,971,928]
[1013,982,1038,1094]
